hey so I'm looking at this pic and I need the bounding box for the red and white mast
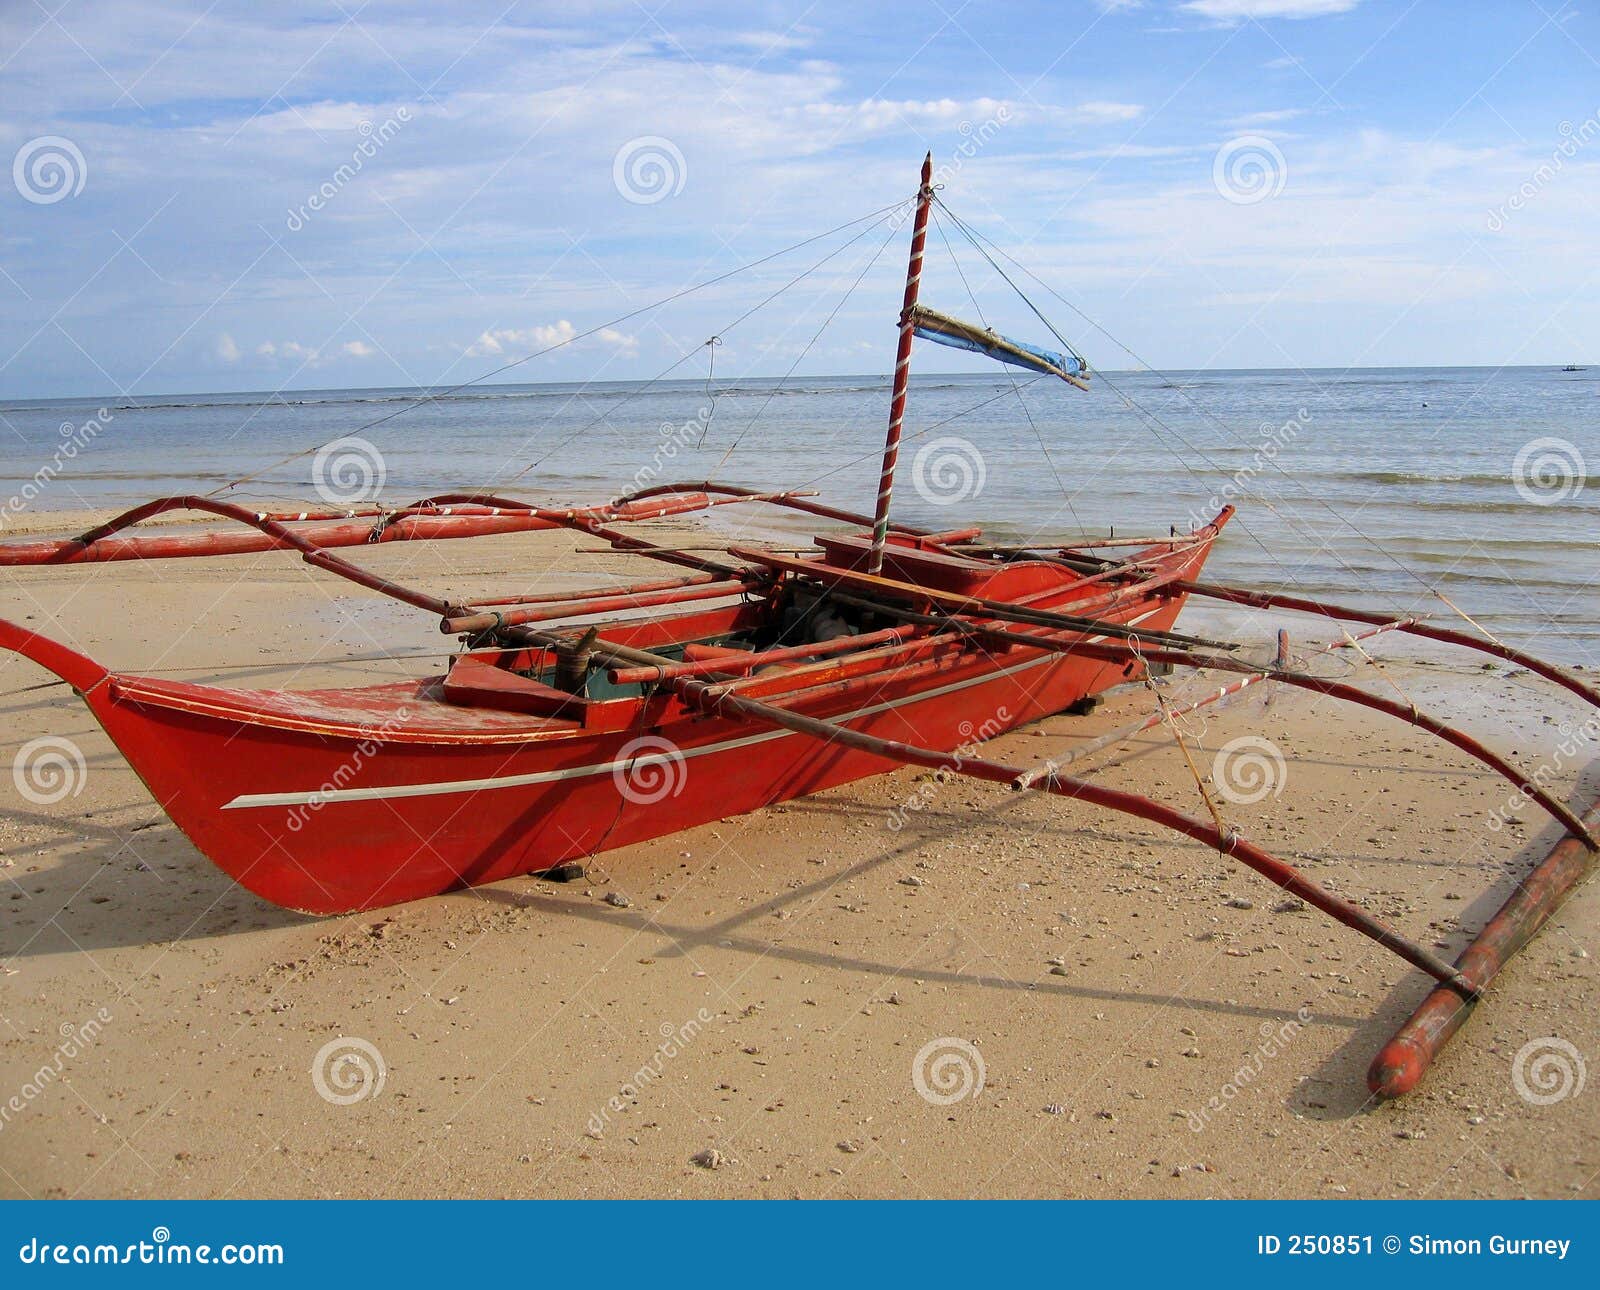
[866,152,935,575]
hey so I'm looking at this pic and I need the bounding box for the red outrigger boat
[2,157,1595,1101]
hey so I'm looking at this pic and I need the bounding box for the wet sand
[0,509,1595,1198]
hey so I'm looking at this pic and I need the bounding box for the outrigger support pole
[488,616,1468,992]
[1368,781,1600,1098]
[1174,579,1600,710]
[867,152,935,576]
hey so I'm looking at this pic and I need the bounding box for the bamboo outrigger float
[1,157,1594,1102]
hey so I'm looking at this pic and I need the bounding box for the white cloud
[341,340,377,358]
[466,320,577,358]
[256,339,321,364]
[596,327,639,356]
[1183,0,1360,19]
[464,321,637,360]
[213,333,241,363]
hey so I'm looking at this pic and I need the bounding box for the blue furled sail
[908,304,1089,389]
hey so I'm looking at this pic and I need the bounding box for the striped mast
[867,152,935,575]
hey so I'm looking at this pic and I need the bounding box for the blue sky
[1,0,1597,398]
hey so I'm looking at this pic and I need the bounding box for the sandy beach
[1,509,1595,1199]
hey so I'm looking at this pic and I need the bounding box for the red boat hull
[4,528,1220,914]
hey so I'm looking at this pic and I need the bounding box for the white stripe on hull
[222,608,1163,810]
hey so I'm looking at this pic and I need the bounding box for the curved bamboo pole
[827,595,1596,847]
[1176,579,1600,710]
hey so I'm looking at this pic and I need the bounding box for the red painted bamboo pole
[670,673,1468,990]
[867,153,935,576]
[442,578,754,634]
[606,623,919,684]
[467,571,726,609]
[1176,579,1600,709]
[1368,782,1600,1098]
[1012,619,1414,789]
[0,491,724,567]
[826,596,1594,845]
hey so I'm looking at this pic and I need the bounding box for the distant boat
[1561,364,1585,371]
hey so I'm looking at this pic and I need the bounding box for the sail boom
[908,304,1089,390]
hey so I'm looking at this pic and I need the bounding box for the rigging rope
[493,203,909,487]
[213,198,914,498]
[933,200,1504,646]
